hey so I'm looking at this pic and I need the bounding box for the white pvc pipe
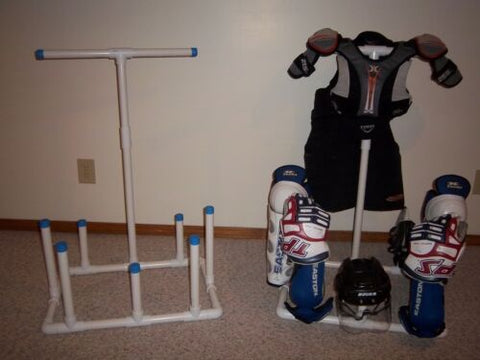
[129,263,143,322]
[351,139,371,259]
[42,307,223,334]
[55,241,76,329]
[115,55,138,263]
[77,219,90,269]
[175,213,185,262]
[39,219,60,300]
[35,48,197,60]
[204,206,215,286]
[189,235,201,317]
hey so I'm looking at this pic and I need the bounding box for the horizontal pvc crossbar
[35,47,198,60]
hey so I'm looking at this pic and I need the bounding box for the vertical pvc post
[351,139,371,259]
[175,213,185,262]
[39,219,60,300]
[114,55,138,263]
[55,241,76,328]
[189,235,201,317]
[204,206,215,285]
[129,262,143,322]
[77,219,90,269]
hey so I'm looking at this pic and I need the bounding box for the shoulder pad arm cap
[307,28,340,56]
[414,34,448,60]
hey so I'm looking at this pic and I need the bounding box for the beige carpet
[1,229,479,360]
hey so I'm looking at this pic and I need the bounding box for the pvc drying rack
[276,46,409,333]
[35,47,222,334]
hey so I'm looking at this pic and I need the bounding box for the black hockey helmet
[334,257,392,330]
[335,257,391,306]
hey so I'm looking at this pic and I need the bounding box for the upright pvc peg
[189,235,201,317]
[39,219,60,300]
[77,219,90,269]
[55,241,76,329]
[175,213,185,262]
[204,206,215,286]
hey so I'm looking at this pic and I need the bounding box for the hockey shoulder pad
[280,194,330,264]
[402,214,466,282]
[413,34,462,87]
[288,28,340,79]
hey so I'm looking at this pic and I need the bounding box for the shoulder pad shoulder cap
[307,28,340,56]
[414,34,448,60]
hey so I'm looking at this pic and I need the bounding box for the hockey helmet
[334,257,392,332]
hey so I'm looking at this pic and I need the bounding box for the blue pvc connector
[77,219,87,227]
[39,219,50,228]
[205,205,214,215]
[175,213,184,222]
[189,235,200,246]
[35,49,44,60]
[129,262,141,274]
[55,241,68,253]
[191,47,198,57]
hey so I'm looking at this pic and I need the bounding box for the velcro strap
[410,221,445,242]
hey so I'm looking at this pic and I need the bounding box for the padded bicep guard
[288,28,340,78]
[414,33,462,87]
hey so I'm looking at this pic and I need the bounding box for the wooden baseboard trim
[1,218,479,245]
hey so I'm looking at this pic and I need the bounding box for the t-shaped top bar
[35,47,198,60]
[33,45,197,264]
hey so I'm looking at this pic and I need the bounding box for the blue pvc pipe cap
[191,47,198,57]
[129,262,141,274]
[39,219,50,228]
[175,213,184,222]
[77,219,87,227]
[189,235,200,246]
[55,241,68,253]
[205,205,214,215]
[35,49,44,60]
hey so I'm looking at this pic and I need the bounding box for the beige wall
[1,0,479,234]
